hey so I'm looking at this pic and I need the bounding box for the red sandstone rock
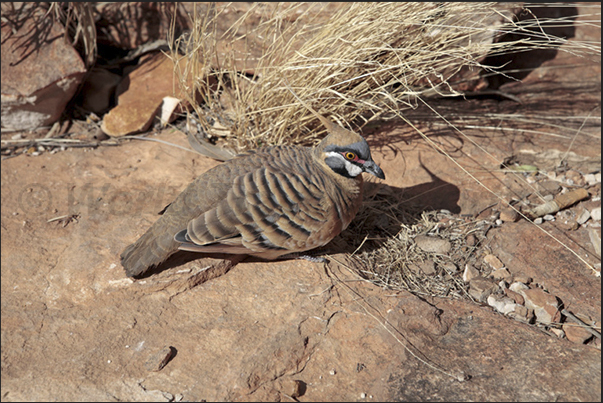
[1,8,86,130]
[521,288,561,325]
[101,52,205,136]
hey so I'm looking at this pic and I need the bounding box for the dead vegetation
[168,2,597,151]
[325,181,492,300]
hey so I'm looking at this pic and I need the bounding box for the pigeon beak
[363,159,385,180]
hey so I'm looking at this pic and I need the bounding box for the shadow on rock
[327,164,461,256]
[481,4,578,89]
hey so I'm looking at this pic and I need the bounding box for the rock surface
[100,53,194,136]
[1,9,86,130]
[2,127,600,401]
[1,4,601,402]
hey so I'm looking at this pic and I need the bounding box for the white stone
[463,264,480,282]
[576,209,591,225]
[585,173,601,186]
[591,207,601,221]
[550,328,565,338]
[487,295,517,315]
[509,282,529,293]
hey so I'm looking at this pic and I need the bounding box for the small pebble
[418,260,436,276]
[591,207,601,221]
[487,295,517,315]
[522,288,561,324]
[500,207,519,222]
[534,217,543,224]
[477,207,494,219]
[504,287,525,305]
[556,209,578,231]
[563,314,595,344]
[280,380,306,398]
[565,170,585,186]
[468,277,499,302]
[144,346,175,372]
[361,393,367,399]
[329,369,336,376]
[466,234,477,246]
[508,305,534,324]
[490,268,512,282]
[513,275,532,285]
[550,327,565,338]
[414,235,451,254]
[509,281,530,293]
[584,173,599,186]
[441,261,458,273]
[484,254,504,270]
[543,214,555,221]
[463,264,480,283]
[576,209,591,225]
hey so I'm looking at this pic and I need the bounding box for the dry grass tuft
[50,3,97,68]
[169,2,597,152]
[330,182,494,300]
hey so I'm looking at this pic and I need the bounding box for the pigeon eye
[344,152,356,160]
